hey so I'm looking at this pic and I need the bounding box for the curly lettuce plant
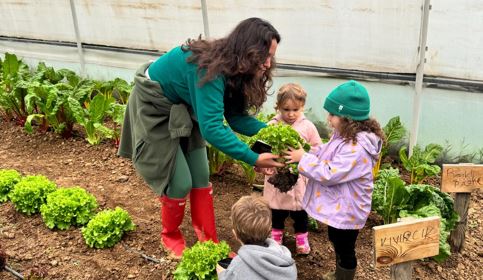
[251,123,310,192]
[81,207,135,249]
[0,169,22,202]
[9,175,57,215]
[173,240,230,280]
[40,187,98,230]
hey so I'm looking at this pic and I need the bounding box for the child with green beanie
[284,80,385,280]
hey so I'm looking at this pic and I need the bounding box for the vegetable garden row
[1,53,481,279]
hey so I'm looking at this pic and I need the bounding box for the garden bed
[0,121,482,280]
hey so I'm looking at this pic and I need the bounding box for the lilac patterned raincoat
[298,131,382,229]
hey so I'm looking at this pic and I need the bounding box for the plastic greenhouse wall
[0,0,482,154]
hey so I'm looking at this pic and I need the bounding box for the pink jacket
[263,114,322,211]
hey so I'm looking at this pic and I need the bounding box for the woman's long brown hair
[182,18,281,113]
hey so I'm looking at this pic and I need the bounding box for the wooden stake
[449,193,471,252]
[390,261,413,280]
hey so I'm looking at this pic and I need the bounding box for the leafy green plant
[372,168,410,224]
[399,143,443,184]
[9,175,57,215]
[109,103,126,148]
[308,217,320,232]
[238,161,257,185]
[0,169,22,202]
[399,184,459,262]
[24,66,95,138]
[251,123,310,192]
[437,139,483,164]
[374,116,406,176]
[372,167,459,262]
[173,240,230,280]
[81,207,135,248]
[207,144,233,175]
[253,123,310,156]
[71,93,116,145]
[0,53,32,125]
[40,187,98,230]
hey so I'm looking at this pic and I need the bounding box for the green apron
[118,62,205,195]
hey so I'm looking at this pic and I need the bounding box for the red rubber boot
[160,196,186,258]
[190,184,219,243]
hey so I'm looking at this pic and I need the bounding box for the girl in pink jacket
[263,83,321,255]
[285,80,384,280]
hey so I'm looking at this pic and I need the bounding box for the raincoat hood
[356,131,382,160]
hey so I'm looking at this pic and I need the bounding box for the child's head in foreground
[231,195,272,245]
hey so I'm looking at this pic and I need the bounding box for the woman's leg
[165,146,193,198]
[160,146,192,257]
[185,147,218,242]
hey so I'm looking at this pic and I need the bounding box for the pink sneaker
[271,229,284,245]
[295,232,311,255]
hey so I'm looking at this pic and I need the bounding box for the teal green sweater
[148,46,266,165]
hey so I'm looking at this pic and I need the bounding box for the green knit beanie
[323,80,370,121]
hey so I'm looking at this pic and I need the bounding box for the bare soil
[0,121,482,280]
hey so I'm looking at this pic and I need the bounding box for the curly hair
[338,117,385,144]
[182,18,281,113]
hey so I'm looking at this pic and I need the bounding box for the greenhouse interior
[0,1,482,280]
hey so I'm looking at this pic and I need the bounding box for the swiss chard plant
[0,53,32,125]
[399,143,443,184]
[0,169,22,203]
[173,240,230,280]
[81,207,135,249]
[373,116,406,176]
[24,67,96,138]
[40,187,98,230]
[372,168,410,224]
[109,103,126,148]
[372,168,459,262]
[9,175,57,215]
[207,144,234,176]
[70,93,116,145]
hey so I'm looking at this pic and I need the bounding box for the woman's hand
[254,167,276,175]
[216,264,226,275]
[284,146,305,164]
[255,153,285,168]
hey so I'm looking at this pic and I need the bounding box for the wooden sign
[441,164,483,193]
[373,216,440,267]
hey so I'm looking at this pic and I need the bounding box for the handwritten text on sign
[373,216,440,267]
[441,164,483,193]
